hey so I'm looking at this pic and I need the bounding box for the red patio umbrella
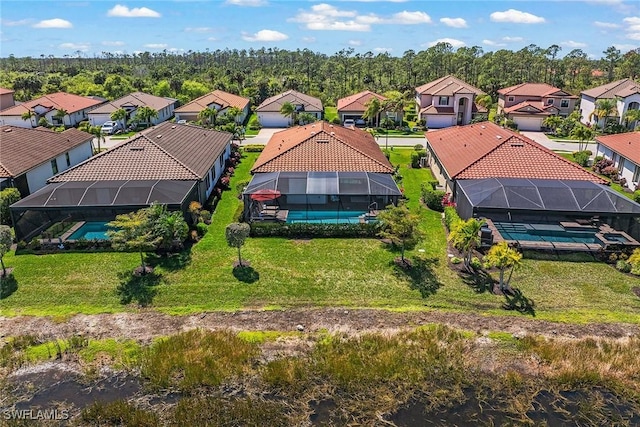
[250,189,282,201]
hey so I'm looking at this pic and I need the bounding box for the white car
[100,121,121,135]
[343,119,355,128]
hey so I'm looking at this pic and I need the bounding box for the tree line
[1,43,638,109]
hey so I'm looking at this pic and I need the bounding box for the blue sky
[1,0,638,59]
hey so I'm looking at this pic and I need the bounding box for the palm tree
[21,110,36,127]
[570,124,595,152]
[363,96,382,127]
[227,106,243,125]
[623,108,640,130]
[89,126,106,153]
[485,242,523,293]
[589,99,618,132]
[135,106,159,128]
[110,108,128,131]
[542,115,563,135]
[52,109,69,127]
[449,218,484,272]
[279,101,296,126]
[198,107,218,128]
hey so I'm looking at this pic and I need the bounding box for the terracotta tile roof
[416,75,484,96]
[50,122,231,182]
[581,78,640,99]
[0,126,93,177]
[256,90,323,112]
[419,105,455,115]
[596,132,640,165]
[0,88,14,95]
[426,121,605,183]
[88,92,176,114]
[498,83,576,98]
[174,90,249,114]
[336,91,386,112]
[473,103,488,113]
[0,92,104,115]
[504,101,557,115]
[251,121,394,174]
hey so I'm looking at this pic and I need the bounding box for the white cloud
[594,21,620,29]
[348,39,362,46]
[502,36,524,43]
[144,43,168,49]
[207,37,218,41]
[561,40,587,48]
[623,16,640,40]
[613,43,638,50]
[390,11,431,24]
[185,27,214,33]
[483,39,505,47]
[440,17,467,28]
[168,47,185,53]
[586,0,635,14]
[490,9,545,24]
[59,42,90,51]
[226,0,267,6]
[302,36,316,43]
[33,18,73,28]
[374,47,392,53]
[2,19,31,27]
[102,41,125,46]
[426,38,466,48]
[241,29,289,42]
[107,5,161,18]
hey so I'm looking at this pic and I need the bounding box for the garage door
[425,115,454,129]
[514,117,543,131]
[258,113,289,128]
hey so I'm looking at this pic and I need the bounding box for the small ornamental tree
[0,225,13,277]
[107,209,161,275]
[484,242,523,292]
[0,188,21,225]
[377,203,425,264]
[226,222,250,267]
[449,218,485,272]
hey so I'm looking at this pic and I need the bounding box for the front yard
[1,149,639,323]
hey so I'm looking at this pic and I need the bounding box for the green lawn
[1,149,639,323]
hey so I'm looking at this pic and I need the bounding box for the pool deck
[60,221,86,242]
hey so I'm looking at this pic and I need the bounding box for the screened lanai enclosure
[455,178,640,250]
[243,172,402,224]
[11,180,198,241]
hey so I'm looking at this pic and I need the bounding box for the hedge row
[249,221,382,238]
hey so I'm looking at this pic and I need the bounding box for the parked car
[355,118,366,127]
[100,121,121,135]
[343,119,355,128]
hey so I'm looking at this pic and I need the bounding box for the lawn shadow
[459,269,495,294]
[116,270,162,306]
[150,244,193,272]
[232,265,259,284]
[393,256,442,298]
[502,287,536,317]
[0,273,18,299]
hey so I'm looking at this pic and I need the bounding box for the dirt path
[1,309,639,342]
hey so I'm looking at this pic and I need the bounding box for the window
[618,158,625,173]
[65,152,71,167]
[633,165,640,183]
[560,99,569,108]
[438,96,449,106]
[218,153,224,168]
[51,159,58,174]
[507,96,515,102]
[547,99,554,105]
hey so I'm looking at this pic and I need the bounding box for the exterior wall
[424,142,454,194]
[0,93,15,110]
[174,112,199,122]
[197,142,232,203]
[596,143,640,191]
[580,95,598,127]
[43,108,92,127]
[24,140,93,195]
[454,94,475,125]
[416,93,433,109]
[619,94,640,124]
[0,115,33,128]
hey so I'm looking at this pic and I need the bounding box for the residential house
[11,121,233,241]
[0,125,93,196]
[580,79,640,129]
[243,121,401,222]
[424,121,640,245]
[497,83,578,131]
[595,132,640,191]
[256,90,323,127]
[336,91,401,126]
[174,90,250,124]
[87,92,178,128]
[0,88,15,110]
[415,75,486,129]
[0,92,105,128]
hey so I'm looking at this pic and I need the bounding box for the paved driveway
[241,128,286,145]
[520,131,597,153]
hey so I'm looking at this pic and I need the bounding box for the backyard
[1,149,639,324]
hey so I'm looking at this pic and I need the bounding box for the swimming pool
[286,210,370,224]
[67,221,111,240]
[493,222,600,245]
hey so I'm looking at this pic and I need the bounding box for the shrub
[421,184,445,212]
[235,179,250,197]
[443,206,462,230]
[451,256,462,264]
[232,204,244,223]
[593,158,614,174]
[199,209,212,224]
[633,191,640,204]
[411,150,426,168]
[250,222,381,238]
[601,166,619,180]
[629,248,640,276]
[470,256,483,270]
[242,144,265,152]
[196,222,208,237]
[616,260,631,273]
[572,151,591,167]
[0,188,21,225]
[413,143,424,151]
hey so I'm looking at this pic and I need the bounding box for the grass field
[1,149,639,322]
